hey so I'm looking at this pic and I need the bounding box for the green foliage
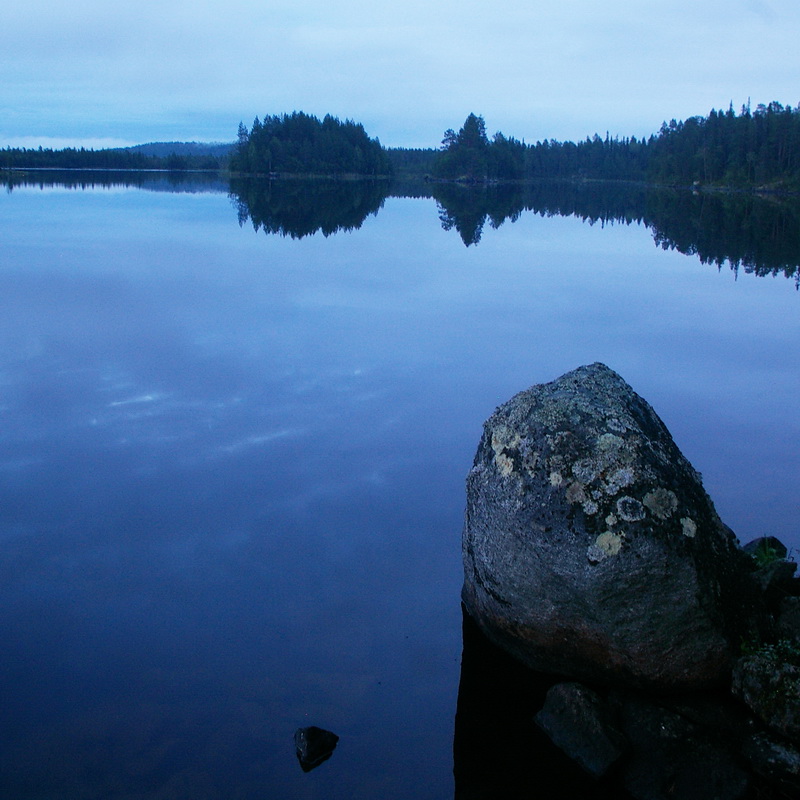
[741,638,800,668]
[229,112,391,177]
[646,101,800,189]
[751,541,783,568]
[0,143,228,171]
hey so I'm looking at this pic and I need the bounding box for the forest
[228,112,390,177]
[431,102,800,190]
[0,144,224,171]
[2,101,799,192]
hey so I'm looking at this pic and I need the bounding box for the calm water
[0,177,798,799]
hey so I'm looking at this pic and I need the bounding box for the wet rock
[534,682,627,778]
[294,726,339,772]
[658,691,752,747]
[732,652,800,743]
[777,597,800,644]
[462,363,761,690]
[752,560,798,611]
[616,694,749,800]
[741,731,800,794]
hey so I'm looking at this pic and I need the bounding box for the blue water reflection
[0,183,798,798]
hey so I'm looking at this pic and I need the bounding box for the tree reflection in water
[4,171,799,283]
[429,181,800,285]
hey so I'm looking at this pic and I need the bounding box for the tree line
[0,146,224,171]
[430,103,800,190]
[3,102,799,191]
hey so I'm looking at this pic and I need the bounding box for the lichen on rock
[462,363,762,690]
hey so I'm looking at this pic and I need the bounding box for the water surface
[0,177,798,798]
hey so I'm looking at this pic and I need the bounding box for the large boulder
[462,363,761,690]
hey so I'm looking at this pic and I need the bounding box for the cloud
[1,0,799,147]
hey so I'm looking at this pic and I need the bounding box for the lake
[0,174,798,799]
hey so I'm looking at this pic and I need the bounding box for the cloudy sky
[2,0,799,149]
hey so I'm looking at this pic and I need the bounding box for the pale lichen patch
[495,452,515,476]
[572,459,599,484]
[644,488,678,520]
[491,426,520,454]
[616,496,646,522]
[597,433,624,453]
[549,471,564,487]
[491,425,521,477]
[605,513,618,528]
[681,517,697,538]
[604,467,635,495]
[587,531,624,563]
[597,531,624,555]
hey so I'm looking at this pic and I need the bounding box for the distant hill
[120,141,235,158]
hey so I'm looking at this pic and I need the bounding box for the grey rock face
[462,363,760,690]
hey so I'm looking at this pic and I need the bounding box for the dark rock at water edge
[776,597,800,644]
[462,362,763,690]
[534,682,627,778]
[613,692,750,800]
[294,726,339,772]
[741,732,800,794]
[732,652,800,742]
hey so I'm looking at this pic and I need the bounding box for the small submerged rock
[534,682,627,778]
[294,726,339,772]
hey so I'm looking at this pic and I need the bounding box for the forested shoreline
[431,103,800,191]
[2,102,800,192]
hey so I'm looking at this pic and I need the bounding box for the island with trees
[228,112,391,178]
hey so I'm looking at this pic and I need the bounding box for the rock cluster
[462,362,761,690]
[459,364,800,798]
[526,588,800,799]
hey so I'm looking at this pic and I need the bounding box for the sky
[2,0,799,150]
